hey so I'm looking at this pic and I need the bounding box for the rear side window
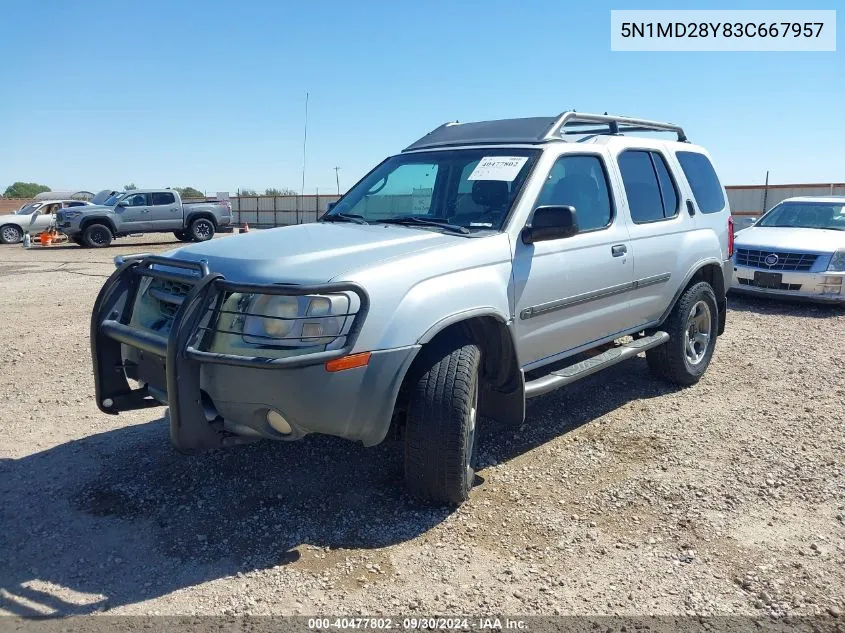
[151,192,176,205]
[618,150,679,223]
[676,151,726,214]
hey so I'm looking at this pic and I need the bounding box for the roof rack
[545,111,687,143]
[403,111,687,152]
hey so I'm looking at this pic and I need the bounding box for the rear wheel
[1,224,23,244]
[646,281,718,386]
[81,223,113,248]
[404,337,481,506]
[189,217,215,242]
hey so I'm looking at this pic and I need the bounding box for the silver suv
[91,112,733,505]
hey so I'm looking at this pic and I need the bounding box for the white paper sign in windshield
[468,156,529,181]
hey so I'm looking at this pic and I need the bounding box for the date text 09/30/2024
[307,617,528,630]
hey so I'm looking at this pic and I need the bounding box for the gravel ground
[0,234,843,619]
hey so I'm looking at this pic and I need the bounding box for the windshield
[324,148,540,232]
[16,202,42,215]
[757,202,845,231]
[103,193,125,206]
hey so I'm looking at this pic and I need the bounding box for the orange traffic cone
[242,222,250,233]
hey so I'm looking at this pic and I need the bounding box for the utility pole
[301,92,309,196]
[299,92,309,225]
[334,166,341,195]
[761,170,770,215]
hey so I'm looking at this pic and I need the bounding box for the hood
[92,190,119,205]
[165,222,468,284]
[0,213,28,224]
[735,226,845,253]
[59,204,112,215]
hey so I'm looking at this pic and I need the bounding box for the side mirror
[115,201,127,208]
[522,205,578,244]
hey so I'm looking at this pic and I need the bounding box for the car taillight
[728,216,735,258]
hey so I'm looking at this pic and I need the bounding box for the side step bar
[524,331,670,398]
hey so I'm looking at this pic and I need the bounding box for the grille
[738,278,802,291]
[735,248,818,271]
[147,278,193,319]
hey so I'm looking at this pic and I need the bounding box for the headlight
[828,249,845,272]
[242,293,351,347]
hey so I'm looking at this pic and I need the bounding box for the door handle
[686,200,696,216]
[611,244,627,257]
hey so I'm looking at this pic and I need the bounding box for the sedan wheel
[0,225,23,244]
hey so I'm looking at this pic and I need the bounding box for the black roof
[403,112,687,151]
[403,117,559,152]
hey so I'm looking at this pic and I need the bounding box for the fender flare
[184,211,218,228]
[412,307,525,427]
[657,257,728,327]
[79,216,118,235]
[416,307,511,344]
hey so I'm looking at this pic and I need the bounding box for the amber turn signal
[325,352,371,372]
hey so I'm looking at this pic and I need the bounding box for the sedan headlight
[242,293,351,347]
[828,249,845,272]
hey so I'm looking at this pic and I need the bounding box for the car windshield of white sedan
[758,202,845,231]
[16,203,41,215]
[323,149,540,233]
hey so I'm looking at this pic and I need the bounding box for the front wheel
[81,223,113,248]
[646,281,718,386]
[0,224,23,244]
[188,217,215,242]
[404,337,481,506]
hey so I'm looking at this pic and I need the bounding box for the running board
[524,331,669,398]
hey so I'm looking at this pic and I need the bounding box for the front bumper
[57,219,81,236]
[730,265,845,303]
[91,255,416,450]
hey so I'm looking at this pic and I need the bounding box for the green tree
[124,183,137,191]
[239,188,258,196]
[174,186,204,199]
[4,182,51,198]
[265,187,297,196]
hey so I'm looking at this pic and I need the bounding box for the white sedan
[731,196,845,303]
[0,200,93,244]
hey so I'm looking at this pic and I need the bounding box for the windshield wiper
[320,212,369,225]
[376,216,470,235]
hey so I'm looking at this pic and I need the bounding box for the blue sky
[1,0,842,195]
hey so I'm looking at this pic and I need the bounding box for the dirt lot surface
[0,235,843,619]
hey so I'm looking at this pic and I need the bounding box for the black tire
[646,281,718,386]
[404,337,481,506]
[81,223,113,248]
[173,230,192,242]
[0,224,23,244]
[70,235,84,246]
[188,217,215,242]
